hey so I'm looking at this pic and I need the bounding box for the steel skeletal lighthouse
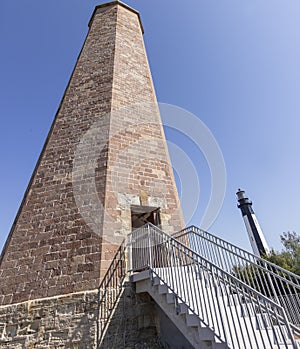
[236,189,270,256]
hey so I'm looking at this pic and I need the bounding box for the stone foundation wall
[0,290,99,348]
[0,283,165,349]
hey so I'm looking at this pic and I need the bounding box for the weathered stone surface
[0,1,184,306]
[0,290,99,348]
[0,283,168,349]
[99,282,164,349]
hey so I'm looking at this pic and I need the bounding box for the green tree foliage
[232,231,300,297]
[264,231,300,276]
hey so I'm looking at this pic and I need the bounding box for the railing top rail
[174,225,300,282]
[130,223,290,311]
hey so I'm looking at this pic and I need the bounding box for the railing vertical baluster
[147,224,152,269]
[264,259,280,303]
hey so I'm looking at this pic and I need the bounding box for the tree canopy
[264,231,300,276]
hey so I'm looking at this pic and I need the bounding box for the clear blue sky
[1,0,300,253]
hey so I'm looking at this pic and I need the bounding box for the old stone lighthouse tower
[0,1,184,347]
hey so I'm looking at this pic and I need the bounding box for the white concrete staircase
[129,224,300,349]
[173,225,300,330]
[130,268,300,349]
[131,269,226,349]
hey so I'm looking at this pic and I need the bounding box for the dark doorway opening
[131,205,161,230]
[130,205,162,271]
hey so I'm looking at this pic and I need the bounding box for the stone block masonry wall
[0,3,118,305]
[99,283,164,349]
[0,290,99,348]
[0,1,184,305]
[0,283,165,349]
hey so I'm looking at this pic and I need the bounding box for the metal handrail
[97,241,126,345]
[129,223,299,348]
[173,226,300,326]
[175,226,300,283]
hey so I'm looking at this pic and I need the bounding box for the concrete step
[177,302,188,315]
[152,276,160,286]
[158,284,168,295]
[135,279,150,293]
[130,270,150,282]
[186,313,200,327]
[166,292,175,304]
[198,326,215,341]
[211,341,229,349]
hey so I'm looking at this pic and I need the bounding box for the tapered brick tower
[0,2,184,347]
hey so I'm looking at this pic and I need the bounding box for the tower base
[0,283,165,348]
